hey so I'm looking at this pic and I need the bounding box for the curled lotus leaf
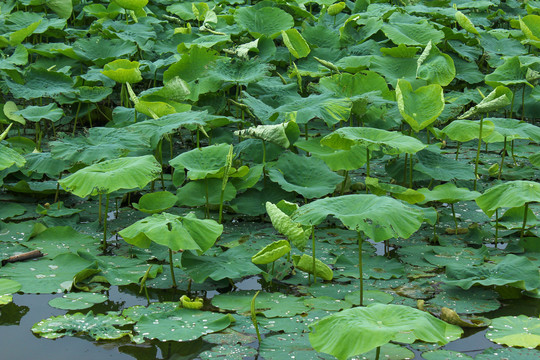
[235,121,299,148]
[266,201,312,251]
[292,254,333,281]
[180,295,203,310]
[455,11,479,35]
[459,86,513,119]
[101,59,142,84]
[440,307,491,328]
[252,240,291,265]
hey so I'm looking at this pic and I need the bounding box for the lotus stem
[99,193,103,225]
[375,346,381,360]
[305,123,308,140]
[473,116,484,191]
[251,291,262,344]
[101,193,110,252]
[451,203,458,235]
[169,249,177,288]
[510,85,516,119]
[403,153,408,185]
[521,84,526,121]
[495,209,498,247]
[455,142,460,160]
[54,173,62,203]
[205,178,210,219]
[498,136,507,180]
[196,128,200,149]
[312,226,316,284]
[358,232,364,306]
[72,102,82,135]
[340,171,349,196]
[511,140,517,165]
[521,202,529,241]
[409,153,413,188]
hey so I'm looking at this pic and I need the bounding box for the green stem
[510,85,516,119]
[498,137,507,180]
[455,142,460,160]
[205,178,210,219]
[473,116,484,191]
[218,184,225,225]
[451,203,458,235]
[102,193,110,252]
[358,232,364,306]
[409,153,413,188]
[251,291,262,344]
[366,148,370,177]
[340,170,349,196]
[521,202,529,241]
[521,84,526,121]
[312,226,316,284]
[375,346,381,360]
[403,153,408,185]
[72,102,82,136]
[304,123,308,140]
[495,208,498,248]
[169,248,177,288]
[99,193,103,225]
[511,140,517,165]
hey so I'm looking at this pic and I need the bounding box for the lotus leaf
[212,291,310,318]
[343,290,394,306]
[485,56,532,88]
[429,284,500,314]
[396,79,445,132]
[132,191,177,213]
[235,121,299,149]
[209,58,271,85]
[0,202,26,220]
[0,279,21,298]
[484,117,540,143]
[309,303,463,360]
[5,67,75,100]
[445,254,540,291]
[252,240,291,265]
[119,212,222,253]
[170,143,229,180]
[423,349,473,360]
[266,201,312,251]
[176,179,237,207]
[382,20,444,46]
[459,86,513,119]
[416,41,456,86]
[294,138,367,171]
[293,254,333,281]
[303,296,352,311]
[441,119,495,142]
[122,302,179,321]
[36,202,83,218]
[0,144,26,170]
[25,226,98,258]
[418,183,481,204]
[48,292,108,310]
[282,28,310,59]
[72,37,137,66]
[475,180,540,217]
[321,127,426,155]
[114,0,148,10]
[455,11,479,35]
[234,7,294,39]
[32,311,133,340]
[59,155,161,197]
[101,59,142,84]
[486,315,540,348]
[414,149,475,181]
[476,347,540,359]
[292,194,424,242]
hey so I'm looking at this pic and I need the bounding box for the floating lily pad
[199,344,257,360]
[32,311,133,340]
[486,315,540,348]
[429,284,501,314]
[422,349,473,360]
[344,290,394,306]
[475,347,540,359]
[260,332,333,360]
[0,202,26,221]
[25,226,98,258]
[48,292,108,310]
[122,302,179,321]
[423,246,489,268]
[303,296,352,312]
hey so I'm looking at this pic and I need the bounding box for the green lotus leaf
[15,103,64,123]
[382,21,445,46]
[59,155,161,197]
[455,11,479,35]
[267,152,343,199]
[0,144,26,171]
[417,183,481,204]
[369,55,419,87]
[476,347,540,360]
[429,284,500,314]
[321,127,427,155]
[114,0,148,10]
[252,240,291,265]
[485,57,533,88]
[2,20,41,48]
[319,71,392,100]
[365,177,425,204]
[200,344,257,360]
[4,101,25,125]
[484,117,540,143]
[25,226,98,258]
[1,252,94,294]
[343,289,394,306]
[295,138,367,171]
[486,315,540,348]
[0,279,21,296]
[133,191,177,213]
[459,86,513,119]
[475,180,540,217]
[102,59,142,84]
[424,246,489,268]
[423,349,474,360]
[5,67,75,100]
[36,202,83,218]
[234,6,294,39]
[293,254,333,281]
[414,149,475,181]
[309,303,463,360]
[72,37,137,65]
[445,254,540,291]
[520,15,540,48]
[119,212,222,253]
[282,28,310,59]
[181,246,263,283]
[441,119,495,142]
[416,41,456,86]
[396,79,444,132]
[32,311,133,340]
[212,290,309,317]
[47,0,73,19]
[122,302,179,321]
[530,153,540,168]
[48,292,108,310]
[292,194,425,242]
[266,201,312,251]
[170,143,230,180]
[209,58,271,85]
[176,179,237,207]
[235,121,299,148]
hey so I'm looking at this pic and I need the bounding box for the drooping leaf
[455,11,480,35]
[266,201,312,251]
[252,240,291,264]
[0,144,26,170]
[459,86,513,119]
[15,103,64,123]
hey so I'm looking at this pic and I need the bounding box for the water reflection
[0,302,29,325]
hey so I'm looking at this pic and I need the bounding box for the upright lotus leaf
[484,117,540,143]
[486,315,540,348]
[455,11,480,35]
[209,58,271,85]
[15,103,64,123]
[169,143,229,180]
[475,181,540,217]
[0,144,25,171]
[442,119,495,142]
[321,127,426,155]
[445,254,540,292]
[0,19,41,48]
[281,29,310,59]
[266,201,312,251]
[133,191,177,213]
[414,149,476,181]
[292,194,424,242]
[418,183,481,204]
[520,15,540,47]
[114,0,148,10]
[59,155,161,198]
[267,152,343,199]
[235,121,299,148]
[294,138,367,171]
[47,0,73,19]
[309,303,463,360]
[234,6,294,38]
[382,20,445,46]
[396,79,444,132]
[416,41,456,86]
[4,101,25,125]
[459,86,513,119]
[485,57,532,88]
[101,59,142,84]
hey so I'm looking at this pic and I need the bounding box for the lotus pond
[1,0,540,359]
